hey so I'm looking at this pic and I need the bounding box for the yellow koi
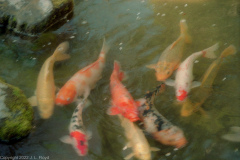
[147,19,191,81]
[28,42,70,119]
[118,115,160,160]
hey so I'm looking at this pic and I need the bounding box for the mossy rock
[0,78,33,143]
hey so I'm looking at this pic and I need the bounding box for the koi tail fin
[202,43,219,59]
[99,38,110,58]
[113,61,125,81]
[180,19,192,44]
[220,45,236,58]
[52,41,71,61]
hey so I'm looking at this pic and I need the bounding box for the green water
[0,0,239,159]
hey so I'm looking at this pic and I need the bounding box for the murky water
[0,0,239,159]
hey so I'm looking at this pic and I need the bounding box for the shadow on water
[0,0,239,159]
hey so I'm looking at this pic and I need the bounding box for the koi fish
[181,45,236,116]
[118,115,160,160]
[165,43,219,101]
[60,101,90,156]
[28,42,70,119]
[222,126,240,142]
[147,19,192,81]
[108,61,145,122]
[55,39,110,105]
[138,84,187,148]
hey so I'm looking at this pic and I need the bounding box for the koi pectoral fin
[165,79,175,87]
[191,81,201,88]
[230,126,240,133]
[28,96,38,107]
[222,134,240,142]
[124,153,134,160]
[83,86,90,100]
[60,135,72,144]
[123,142,132,150]
[146,64,157,69]
[150,147,161,152]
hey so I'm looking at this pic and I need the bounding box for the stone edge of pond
[0,78,34,144]
[0,0,74,37]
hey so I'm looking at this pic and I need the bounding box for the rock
[0,78,33,143]
[0,0,74,37]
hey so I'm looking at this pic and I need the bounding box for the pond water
[0,0,239,160]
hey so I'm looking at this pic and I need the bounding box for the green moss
[12,17,16,22]
[0,80,33,142]
[64,6,69,11]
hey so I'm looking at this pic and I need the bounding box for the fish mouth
[177,90,187,101]
[156,75,168,81]
[55,98,69,106]
[175,138,188,148]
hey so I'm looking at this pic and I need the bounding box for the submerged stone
[0,0,74,37]
[0,78,33,143]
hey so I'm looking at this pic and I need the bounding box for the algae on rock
[0,78,33,143]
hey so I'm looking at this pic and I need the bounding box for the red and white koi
[55,39,110,105]
[60,101,90,156]
[181,45,236,116]
[165,43,219,101]
[108,61,145,122]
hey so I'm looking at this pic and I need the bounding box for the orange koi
[147,19,191,81]
[55,39,110,105]
[108,61,145,122]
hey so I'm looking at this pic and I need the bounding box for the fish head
[71,131,88,156]
[134,144,151,160]
[55,85,77,105]
[176,89,188,101]
[155,65,173,81]
[57,41,69,53]
[153,126,187,148]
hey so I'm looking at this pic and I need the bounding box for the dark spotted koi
[138,84,187,148]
